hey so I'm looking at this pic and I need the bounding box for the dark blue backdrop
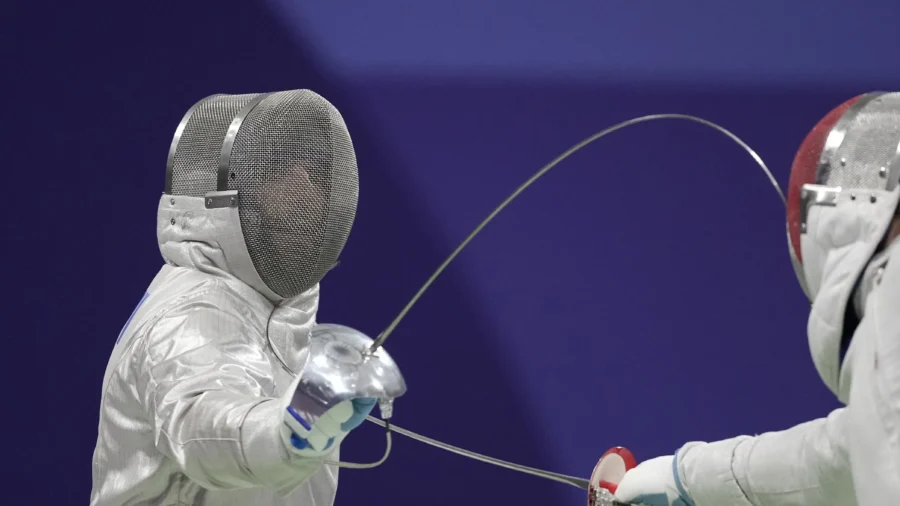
[6,1,900,504]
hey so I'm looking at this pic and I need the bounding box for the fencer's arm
[678,408,856,506]
[136,290,324,490]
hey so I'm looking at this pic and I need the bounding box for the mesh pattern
[229,90,359,298]
[825,94,900,189]
[787,96,861,263]
[169,94,260,196]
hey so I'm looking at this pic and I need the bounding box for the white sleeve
[137,289,323,491]
[677,408,856,506]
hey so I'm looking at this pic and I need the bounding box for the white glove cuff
[678,437,755,506]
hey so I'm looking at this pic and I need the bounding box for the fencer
[90,90,379,505]
[614,93,900,505]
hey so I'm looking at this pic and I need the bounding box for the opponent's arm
[616,408,855,506]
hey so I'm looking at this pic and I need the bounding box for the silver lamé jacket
[90,194,337,505]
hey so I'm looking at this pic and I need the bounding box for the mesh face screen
[166,90,359,298]
[169,94,260,197]
[825,94,900,190]
[228,90,359,298]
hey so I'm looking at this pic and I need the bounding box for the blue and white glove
[282,396,376,456]
[278,369,377,456]
[615,453,695,506]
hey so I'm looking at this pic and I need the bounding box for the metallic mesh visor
[166,90,359,299]
[229,91,359,298]
[167,94,259,196]
[824,94,900,190]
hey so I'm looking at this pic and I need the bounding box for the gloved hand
[614,454,695,506]
[280,372,378,457]
[283,397,377,455]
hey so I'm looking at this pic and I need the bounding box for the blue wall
[6,1,899,504]
[271,0,900,86]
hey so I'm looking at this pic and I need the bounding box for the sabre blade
[370,114,782,352]
[365,416,590,490]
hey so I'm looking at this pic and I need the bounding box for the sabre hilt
[292,323,407,411]
[281,324,406,467]
[588,447,637,506]
[284,323,406,447]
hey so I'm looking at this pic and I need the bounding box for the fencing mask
[786,92,900,394]
[786,92,900,300]
[163,90,359,300]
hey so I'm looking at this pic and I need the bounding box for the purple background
[6,1,898,504]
